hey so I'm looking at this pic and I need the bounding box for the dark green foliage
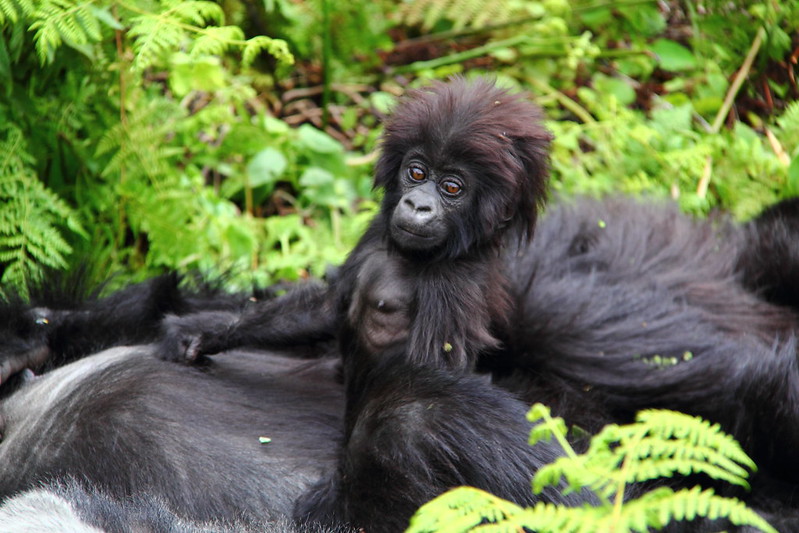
[0,0,376,292]
[1,0,797,294]
[0,126,85,297]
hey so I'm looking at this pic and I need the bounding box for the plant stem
[573,0,657,13]
[696,156,712,198]
[711,27,766,133]
[541,409,579,460]
[527,77,596,124]
[114,3,128,252]
[320,0,331,128]
[392,34,530,73]
[392,35,570,74]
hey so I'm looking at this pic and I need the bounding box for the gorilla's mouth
[396,225,435,240]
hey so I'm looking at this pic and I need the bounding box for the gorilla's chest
[348,250,415,356]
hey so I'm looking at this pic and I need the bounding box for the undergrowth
[1,0,797,294]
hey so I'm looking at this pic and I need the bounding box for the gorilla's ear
[508,127,551,241]
[373,136,404,194]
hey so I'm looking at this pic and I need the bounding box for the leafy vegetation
[406,404,777,533]
[1,0,797,293]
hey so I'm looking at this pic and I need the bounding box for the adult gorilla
[0,350,586,532]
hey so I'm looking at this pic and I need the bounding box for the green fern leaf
[0,0,33,24]
[617,486,777,533]
[635,410,756,471]
[127,12,185,71]
[397,0,517,31]
[0,127,84,297]
[242,35,294,67]
[170,0,224,26]
[29,0,105,64]
[190,25,244,57]
[96,99,184,182]
[407,487,528,533]
[411,406,777,533]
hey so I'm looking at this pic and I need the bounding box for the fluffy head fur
[374,76,551,257]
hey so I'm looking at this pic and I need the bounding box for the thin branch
[711,26,766,134]
[527,77,596,124]
[391,35,571,74]
[696,156,712,198]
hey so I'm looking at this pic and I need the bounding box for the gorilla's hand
[0,307,54,386]
[156,311,239,363]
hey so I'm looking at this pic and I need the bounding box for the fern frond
[0,127,84,297]
[126,1,224,70]
[633,409,756,474]
[242,35,294,67]
[409,483,777,533]
[96,99,184,183]
[127,12,186,71]
[527,403,571,446]
[412,405,775,533]
[533,453,619,498]
[776,100,799,151]
[190,25,244,57]
[407,486,529,533]
[0,0,33,24]
[169,0,224,26]
[29,0,105,64]
[613,486,777,533]
[397,0,517,31]
[124,0,292,71]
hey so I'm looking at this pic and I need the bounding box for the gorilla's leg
[296,357,594,532]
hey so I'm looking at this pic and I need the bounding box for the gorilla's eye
[441,180,462,196]
[408,166,426,182]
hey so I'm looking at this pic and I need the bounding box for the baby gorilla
[159,77,551,390]
[157,76,555,529]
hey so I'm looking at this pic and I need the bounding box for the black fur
[159,77,551,375]
[0,347,343,523]
[5,196,799,530]
[498,197,799,484]
[0,273,255,388]
[0,479,343,532]
[156,77,556,528]
[737,196,799,310]
[0,346,585,531]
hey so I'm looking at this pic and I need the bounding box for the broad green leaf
[224,220,257,258]
[592,74,636,105]
[169,55,226,97]
[247,147,287,188]
[299,167,334,187]
[651,39,697,71]
[297,124,342,154]
[369,91,396,115]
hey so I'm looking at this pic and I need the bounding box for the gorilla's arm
[0,274,220,385]
[157,282,338,362]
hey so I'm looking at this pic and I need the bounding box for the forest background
[1,0,798,295]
